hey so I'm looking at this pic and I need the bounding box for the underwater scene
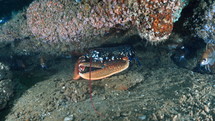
[0,0,215,120]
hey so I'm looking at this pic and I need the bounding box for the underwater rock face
[0,12,31,43]
[27,0,188,44]
[0,62,13,110]
[181,0,215,74]
[183,0,215,44]
[0,0,189,55]
[0,79,13,110]
[195,1,215,44]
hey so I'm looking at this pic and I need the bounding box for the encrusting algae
[27,0,188,44]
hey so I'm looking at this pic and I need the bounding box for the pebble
[64,115,74,121]
[201,110,207,116]
[75,0,81,3]
[172,115,178,121]
[204,105,210,113]
[138,115,146,120]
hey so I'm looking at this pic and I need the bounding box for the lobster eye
[203,58,207,62]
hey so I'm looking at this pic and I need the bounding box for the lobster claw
[73,57,129,80]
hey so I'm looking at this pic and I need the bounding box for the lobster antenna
[89,57,104,117]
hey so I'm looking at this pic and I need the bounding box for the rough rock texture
[0,11,32,43]
[0,0,189,56]
[0,62,13,110]
[27,0,188,44]
[183,0,215,44]
[194,0,215,44]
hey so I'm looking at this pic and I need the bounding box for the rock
[64,115,74,121]
[0,79,13,110]
[204,105,210,113]
[27,0,188,44]
[0,62,13,110]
